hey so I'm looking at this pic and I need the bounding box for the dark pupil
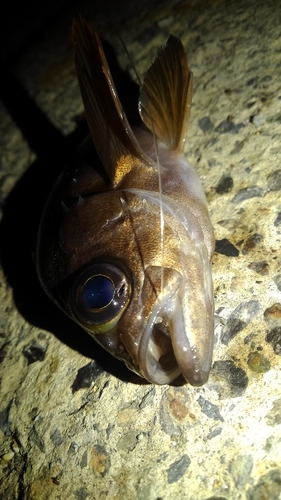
[81,276,114,309]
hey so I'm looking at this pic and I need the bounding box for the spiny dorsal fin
[72,17,147,182]
[139,35,193,152]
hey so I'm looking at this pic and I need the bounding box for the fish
[36,17,215,386]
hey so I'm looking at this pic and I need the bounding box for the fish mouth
[143,317,181,384]
[138,292,211,386]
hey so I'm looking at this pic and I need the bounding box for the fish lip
[138,274,182,385]
[169,295,212,387]
[138,288,212,386]
[139,313,181,385]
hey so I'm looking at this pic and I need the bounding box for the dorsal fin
[72,17,147,182]
[138,35,193,152]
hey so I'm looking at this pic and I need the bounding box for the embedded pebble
[211,361,249,398]
[167,454,191,484]
[198,116,214,132]
[221,301,260,345]
[72,361,104,392]
[274,212,281,227]
[197,396,224,421]
[248,260,269,275]
[265,328,281,354]
[242,234,263,254]
[263,303,281,327]
[215,239,239,257]
[1,0,281,498]
[246,469,281,500]
[22,341,46,365]
[231,186,264,203]
[216,174,234,194]
[215,120,244,134]
[1,452,14,462]
[273,275,281,291]
[267,170,281,191]
[230,455,253,488]
[247,351,271,373]
[265,399,281,426]
[251,114,266,126]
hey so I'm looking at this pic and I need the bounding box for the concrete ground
[0,0,281,498]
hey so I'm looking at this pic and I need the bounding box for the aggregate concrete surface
[0,0,281,498]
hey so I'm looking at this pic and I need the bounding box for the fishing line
[150,118,164,299]
[118,36,142,87]
[120,37,165,297]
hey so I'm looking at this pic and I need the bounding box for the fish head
[47,187,213,386]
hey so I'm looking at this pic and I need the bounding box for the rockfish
[36,17,215,385]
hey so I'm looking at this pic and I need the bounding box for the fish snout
[138,260,214,386]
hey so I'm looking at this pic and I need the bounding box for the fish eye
[81,276,115,309]
[70,262,131,332]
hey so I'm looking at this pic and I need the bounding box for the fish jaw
[137,243,214,386]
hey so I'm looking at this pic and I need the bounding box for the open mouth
[138,298,183,385]
[147,317,180,382]
[138,298,210,386]
[137,264,213,386]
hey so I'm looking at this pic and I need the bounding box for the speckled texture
[1,0,281,499]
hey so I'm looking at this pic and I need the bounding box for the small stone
[274,213,281,227]
[267,170,281,191]
[231,140,245,154]
[231,186,263,203]
[248,261,269,275]
[50,428,63,446]
[246,469,281,499]
[74,487,90,500]
[216,174,234,194]
[215,120,244,134]
[207,427,222,440]
[247,351,270,373]
[22,342,46,365]
[251,114,266,126]
[197,396,224,421]
[159,388,196,435]
[211,360,249,398]
[208,158,217,167]
[72,361,104,392]
[265,399,281,426]
[80,451,88,469]
[0,403,11,434]
[205,497,228,500]
[246,77,258,87]
[68,442,79,454]
[117,431,139,453]
[2,451,14,462]
[221,300,260,345]
[273,275,281,291]
[242,234,263,254]
[198,116,214,132]
[167,454,191,484]
[230,455,253,487]
[215,239,239,257]
[265,327,281,354]
[263,303,281,327]
[89,444,110,477]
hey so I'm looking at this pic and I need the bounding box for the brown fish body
[37,18,215,385]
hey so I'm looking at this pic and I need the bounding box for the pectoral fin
[138,35,193,152]
[72,17,147,182]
